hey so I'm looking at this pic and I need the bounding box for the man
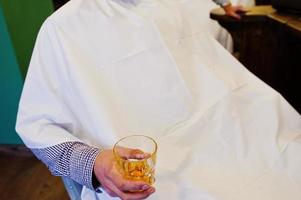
[53,0,246,18]
[16,0,301,200]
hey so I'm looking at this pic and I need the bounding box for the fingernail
[142,184,150,190]
[149,188,156,193]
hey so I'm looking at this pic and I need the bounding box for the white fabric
[16,0,301,199]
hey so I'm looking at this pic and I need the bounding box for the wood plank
[0,151,69,200]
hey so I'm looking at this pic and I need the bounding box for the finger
[99,175,119,197]
[105,176,155,200]
[107,166,151,192]
[128,149,151,160]
[102,177,122,197]
[118,180,152,192]
[114,176,151,192]
[116,146,150,160]
[121,187,156,200]
[230,12,241,19]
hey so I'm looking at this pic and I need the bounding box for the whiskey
[115,155,156,185]
[113,135,157,186]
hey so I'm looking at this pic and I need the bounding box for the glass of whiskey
[113,135,157,185]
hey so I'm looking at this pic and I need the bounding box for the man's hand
[93,148,155,200]
[222,4,246,19]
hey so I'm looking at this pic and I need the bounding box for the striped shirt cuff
[31,142,101,190]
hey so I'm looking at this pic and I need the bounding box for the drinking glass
[113,135,157,185]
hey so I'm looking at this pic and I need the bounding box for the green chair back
[0,1,53,144]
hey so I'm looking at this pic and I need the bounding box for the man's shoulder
[47,0,108,27]
[47,0,82,24]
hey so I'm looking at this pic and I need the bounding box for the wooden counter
[210,6,301,113]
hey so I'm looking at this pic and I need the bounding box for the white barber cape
[16,0,301,199]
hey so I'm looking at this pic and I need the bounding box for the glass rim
[113,135,157,161]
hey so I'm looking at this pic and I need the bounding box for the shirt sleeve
[15,20,102,190]
[212,0,231,6]
[16,19,82,147]
[31,142,101,190]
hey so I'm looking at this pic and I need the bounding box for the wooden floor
[0,147,69,200]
